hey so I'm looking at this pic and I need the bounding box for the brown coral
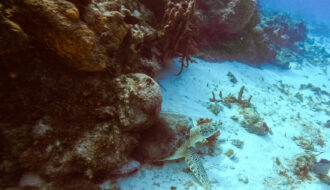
[219,0,257,34]
[112,73,162,131]
[210,86,252,108]
[84,1,131,52]
[11,0,107,72]
[158,0,198,75]
[0,10,28,55]
[240,108,270,135]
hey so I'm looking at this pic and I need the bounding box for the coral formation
[271,153,321,187]
[11,0,106,72]
[157,0,198,75]
[0,69,161,188]
[0,6,28,55]
[0,0,174,187]
[83,0,160,76]
[111,73,162,131]
[206,102,223,116]
[196,0,258,45]
[210,86,252,108]
[195,0,273,64]
[293,154,316,180]
[261,13,307,48]
[240,108,270,135]
[195,1,308,67]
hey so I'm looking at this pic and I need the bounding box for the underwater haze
[259,0,330,25]
[0,0,329,190]
[259,0,330,36]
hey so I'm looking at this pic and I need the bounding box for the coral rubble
[240,108,270,136]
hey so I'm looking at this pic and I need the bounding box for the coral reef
[10,0,106,72]
[83,0,161,76]
[111,73,162,131]
[0,62,161,188]
[1,0,189,187]
[195,1,308,67]
[261,13,307,48]
[195,0,274,64]
[196,0,258,45]
[1,0,187,77]
[0,0,317,189]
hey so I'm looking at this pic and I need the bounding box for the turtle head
[199,121,221,138]
[189,120,222,145]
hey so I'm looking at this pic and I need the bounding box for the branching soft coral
[210,86,252,108]
[158,0,198,75]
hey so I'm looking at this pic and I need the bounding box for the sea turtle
[162,120,221,190]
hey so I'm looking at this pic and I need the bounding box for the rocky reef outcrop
[1,1,165,187]
[11,0,106,72]
[195,0,307,66]
[0,62,162,188]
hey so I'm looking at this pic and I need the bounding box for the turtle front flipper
[185,147,211,190]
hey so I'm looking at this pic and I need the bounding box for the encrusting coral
[0,62,162,189]
[84,0,131,52]
[111,73,162,131]
[0,4,28,55]
[10,0,107,72]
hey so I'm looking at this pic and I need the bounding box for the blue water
[259,0,330,26]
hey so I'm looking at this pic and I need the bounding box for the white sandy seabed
[117,37,330,190]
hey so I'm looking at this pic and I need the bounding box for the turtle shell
[132,112,194,162]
